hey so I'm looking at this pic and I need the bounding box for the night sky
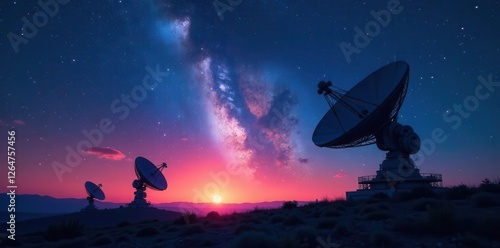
[1,0,499,204]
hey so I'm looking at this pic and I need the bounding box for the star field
[0,0,499,204]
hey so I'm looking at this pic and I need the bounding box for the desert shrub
[362,210,391,220]
[43,219,85,241]
[369,231,394,247]
[316,218,337,229]
[412,198,441,211]
[283,214,305,226]
[421,203,456,236]
[470,192,499,208]
[136,226,159,237]
[91,236,113,246]
[446,184,474,200]
[294,227,317,247]
[180,224,205,236]
[320,208,341,217]
[282,200,299,209]
[479,178,500,193]
[230,231,279,248]
[206,211,221,219]
[270,214,285,223]
[250,207,266,213]
[398,187,436,201]
[174,212,197,225]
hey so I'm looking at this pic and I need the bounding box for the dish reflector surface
[85,181,105,200]
[135,156,168,190]
[312,61,409,148]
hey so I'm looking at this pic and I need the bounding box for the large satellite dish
[82,181,105,211]
[312,61,443,200]
[129,156,168,208]
[313,61,409,148]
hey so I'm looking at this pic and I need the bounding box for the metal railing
[357,173,443,189]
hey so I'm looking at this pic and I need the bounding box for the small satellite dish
[128,156,168,208]
[312,61,443,199]
[82,181,105,211]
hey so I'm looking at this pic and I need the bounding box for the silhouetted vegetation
[206,211,221,219]
[173,212,197,225]
[479,178,500,193]
[43,219,85,241]
[282,200,298,209]
[446,184,474,200]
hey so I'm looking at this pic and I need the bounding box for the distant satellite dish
[135,156,168,190]
[82,181,105,211]
[129,156,168,208]
[312,61,443,199]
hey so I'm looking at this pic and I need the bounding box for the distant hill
[0,194,310,223]
[0,194,123,214]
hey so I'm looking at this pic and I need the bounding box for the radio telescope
[82,181,105,211]
[128,156,168,208]
[312,61,443,200]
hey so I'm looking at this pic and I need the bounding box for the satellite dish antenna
[312,61,442,200]
[82,181,105,211]
[128,156,168,208]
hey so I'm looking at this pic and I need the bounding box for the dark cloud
[83,147,126,160]
[255,87,299,166]
[298,158,309,163]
